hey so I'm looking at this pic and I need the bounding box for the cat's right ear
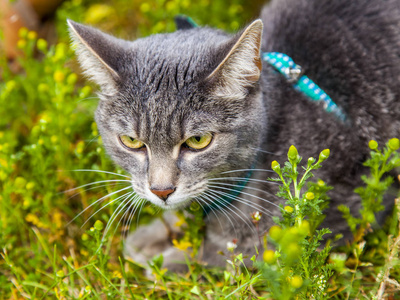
[67,20,128,93]
[206,19,263,100]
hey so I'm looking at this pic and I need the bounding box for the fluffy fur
[68,0,400,270]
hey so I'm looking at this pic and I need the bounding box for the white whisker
[120,195,143,240]
[67,185,132,226]
[63,180,131,195]
[209,177,280,185]
[196,196,224,232]
[203,190,257,237]
[82,191,134,227]
[221,169,274,174]
[200,193,239,238]
[207,186,274,217]
[71,169,131,179]
[103,193,138,240]
[208,181,278,202]
[207,183,280,208]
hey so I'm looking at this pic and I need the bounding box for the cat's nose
[150,187,176,201]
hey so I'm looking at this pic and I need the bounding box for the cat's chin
[149,198,193,211]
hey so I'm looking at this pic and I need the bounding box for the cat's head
[68,19,266,209]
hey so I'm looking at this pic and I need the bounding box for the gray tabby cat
[68,0,400,270]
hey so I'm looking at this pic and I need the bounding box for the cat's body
[68,0,400,270]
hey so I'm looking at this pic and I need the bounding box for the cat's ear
[207,19,263,99]
[67,19,128,92]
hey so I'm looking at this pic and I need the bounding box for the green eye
[185,133,213,150]
[119,135,145,149]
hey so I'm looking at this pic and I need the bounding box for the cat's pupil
[194,136,201,142]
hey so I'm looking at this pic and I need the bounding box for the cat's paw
[124,212,188,272]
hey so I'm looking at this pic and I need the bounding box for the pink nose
[150,188,175,201]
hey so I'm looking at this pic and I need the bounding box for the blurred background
[0,0,264,297]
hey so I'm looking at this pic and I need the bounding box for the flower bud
[288,145,298,161]
[284,206,294,213]
[56,270,64,278]
[307,157,315,166]
[271,160,281,173]
[305,192,315,200]
[368,140,378,150]
[388,138,399,151]
[318,149,330,162]
[94,220,104,231]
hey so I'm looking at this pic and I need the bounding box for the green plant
[339,138,400,242]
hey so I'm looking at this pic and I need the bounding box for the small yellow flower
[26,182,35,190]
[290,275,303,288]
[263,250,276,264]
[51,136,58,143]
[112,271,122,279]
[269,225,282,241]
[37,38,47,52]
[17,39,26,49]
[27,31,37,40]
[18,27,28,38]
[140,2,151,12]
[53,71,65,83]
[26,213,39,225]
[172,239,192,251]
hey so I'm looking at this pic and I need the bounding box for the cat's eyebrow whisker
[71,169,131,179]
[201,193,239,237]
[62,180,131,195]
[67,185,132,226]
[221,169,274,174]
[250,147,281,156]
[204,190,258,237]
[208,181,278,200]
[209,177,281,185]
[82,191,134,227]
[207,186,274,217]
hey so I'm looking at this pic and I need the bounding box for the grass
[1,0,400,299]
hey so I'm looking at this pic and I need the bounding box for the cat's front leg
[124,212,189,273]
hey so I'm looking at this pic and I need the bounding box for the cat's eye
[119,135,145,150]
[184,133,213,150]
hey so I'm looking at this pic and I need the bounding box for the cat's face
[68,20,265,209]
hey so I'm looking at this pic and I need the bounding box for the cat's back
[260,0,400,156]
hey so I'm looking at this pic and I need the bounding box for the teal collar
[262,52,347,122]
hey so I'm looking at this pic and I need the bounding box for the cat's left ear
[67,20,129,93]
[207,19,263,99]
